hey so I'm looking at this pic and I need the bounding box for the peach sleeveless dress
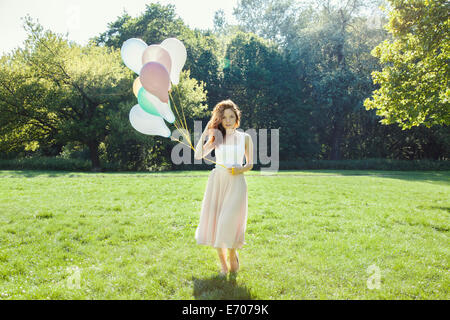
[195,130,248,249]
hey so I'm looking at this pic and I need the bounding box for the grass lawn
[0,169,448,299]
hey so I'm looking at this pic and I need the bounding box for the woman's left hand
[227,165,243,175]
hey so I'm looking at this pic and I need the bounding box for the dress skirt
[195,166,248,249]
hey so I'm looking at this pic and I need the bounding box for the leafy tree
[222,32,315,160]
[2,1,447,169]
[93,3,223,108]
[231,0,448,161]
[290,1,383,160]
[213,9,228,35]
[0,16,133,170]
[364,0,449,129]
[0,15,211,171]
[233,0,308,45]
[101,69,209,171]
[93,4,187,49]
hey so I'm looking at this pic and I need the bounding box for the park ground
[0,169,448,299]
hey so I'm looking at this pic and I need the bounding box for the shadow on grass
[268,169,450,187]
[0,170,211,178]
[417,205,450,213]
[0,170,79,178]
[192,273,254,300]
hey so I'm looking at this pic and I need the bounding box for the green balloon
[137,87,162,117]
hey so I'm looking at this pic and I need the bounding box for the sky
[0,0,239,55]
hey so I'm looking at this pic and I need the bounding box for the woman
[194,99,254,275]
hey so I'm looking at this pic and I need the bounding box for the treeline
[0,1,448,171]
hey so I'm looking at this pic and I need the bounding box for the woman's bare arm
[194,126,215,160]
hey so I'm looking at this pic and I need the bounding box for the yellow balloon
[133,77,142,97]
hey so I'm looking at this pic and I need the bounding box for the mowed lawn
[0,169,448,300]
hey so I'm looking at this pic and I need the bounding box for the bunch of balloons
[121,37,187,138]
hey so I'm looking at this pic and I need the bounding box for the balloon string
[167,90,184,132]
[171,120,192,148]
[175,84,189,143]
[169,88,196,151]
[170,122,225,168]
[169,136,224,167]
[173,119,193,150]
[169,90,193,148]
[169,90,196,152]
[168,86,226,169]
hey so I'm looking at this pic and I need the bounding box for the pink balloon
[139,62,170,103]
[142,45,172,75]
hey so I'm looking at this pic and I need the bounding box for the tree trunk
[88,141,102,172]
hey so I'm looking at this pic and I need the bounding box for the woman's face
[221,108,237,130]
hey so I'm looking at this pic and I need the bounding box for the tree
[93,4,187,49]
[213,9,228,35]
[364,0,449,129]
[233,0,307,45]
[0,16,133,170]
[233,0,391,160]
[102,71,209,171]
[0,15,211,171]
[93,3,223,109]
[221,32,315,160]
[288,0,383,160]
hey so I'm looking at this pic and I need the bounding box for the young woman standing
[194,99,254,275]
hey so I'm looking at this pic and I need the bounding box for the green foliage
[94,3,223,108]
[0,11,211,171]
[0,157,91,171]
[102,100,156,171]
[364,0,450,129]
[93,3,188,49]
[233,0,308,44]
[278,158,450,170]
[102,70,209,171]
[0,16,134,169]
[221,31,315,160]
[170,70,210,122]
[184,31,223,107]
[0,0,448,171]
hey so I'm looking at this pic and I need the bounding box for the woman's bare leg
[228,248,239,272]
[216,248,228,273]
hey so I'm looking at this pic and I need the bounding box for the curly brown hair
[206,99,241,147]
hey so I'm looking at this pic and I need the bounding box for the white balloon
[121,38,148,74]
[129,104,171,137]
[160,38,187,85]
[140,89,176,123]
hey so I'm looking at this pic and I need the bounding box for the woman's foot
[217,248,229,276]
[219,264,229,276]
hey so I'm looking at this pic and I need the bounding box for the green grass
[0,169,448,300]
